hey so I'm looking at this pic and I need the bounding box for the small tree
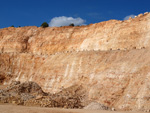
[11,25,14,27]
[69,23,74,27]
[41,22,49,28]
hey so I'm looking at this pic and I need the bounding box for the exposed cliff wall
[0,13,150,54]
[0,12,150,111]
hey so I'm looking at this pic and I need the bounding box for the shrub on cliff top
[69,23,75,27]
[41,22,49,28]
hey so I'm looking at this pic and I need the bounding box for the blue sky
[0,0,150,28]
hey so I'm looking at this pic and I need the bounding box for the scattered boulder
[84,102,112,110]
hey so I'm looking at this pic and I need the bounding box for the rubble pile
[0,81,90,109]
[0,81,46,105]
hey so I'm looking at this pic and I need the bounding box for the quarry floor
[0,104,146,113]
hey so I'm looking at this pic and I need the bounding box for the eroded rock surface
[0,13,150,111]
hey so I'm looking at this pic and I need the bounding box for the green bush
[69,23,74,27]
[41,22,49,28]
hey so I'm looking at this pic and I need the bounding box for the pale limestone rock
[144,12,149,15]
[138,13,143,17]
[0,13,150,111]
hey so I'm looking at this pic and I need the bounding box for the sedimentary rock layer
[0,13,150,54]
[0,13,150,111]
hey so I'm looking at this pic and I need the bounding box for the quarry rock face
[0,13,150,111]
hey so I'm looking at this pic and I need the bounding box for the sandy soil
[0,104,146,113]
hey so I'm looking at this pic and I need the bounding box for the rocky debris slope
[0,12,150,112]
[0,81,92,109]
[24,84,88,109]
[0,81,46,105]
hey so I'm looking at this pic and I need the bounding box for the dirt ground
[0,104,146,113]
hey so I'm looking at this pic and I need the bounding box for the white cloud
[124,14,136,20]
[49,16,86,27]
